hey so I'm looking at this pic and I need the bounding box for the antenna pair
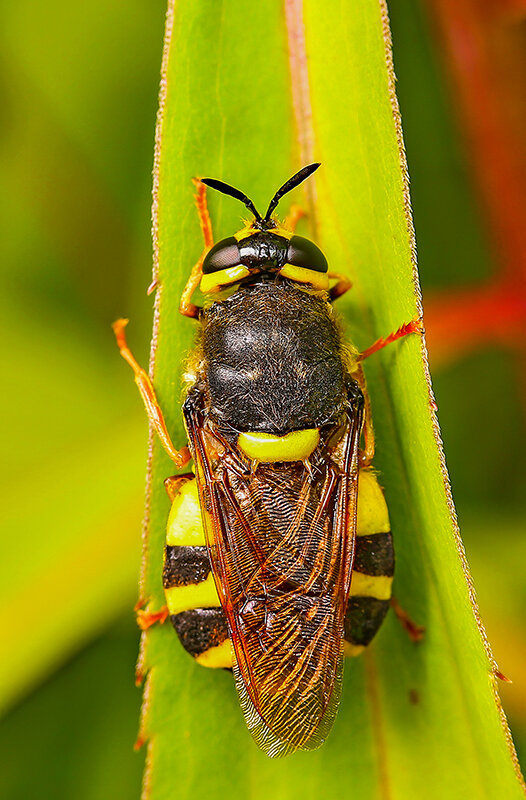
[201,163,320,226]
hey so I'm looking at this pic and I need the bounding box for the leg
[328,271,352,302]
[358,319,423,362]
[179,255,205,319]
[193,177,214,248]
[179,179,215,319]
[353,319,423,464]
[112,319,191,468]
[136,473,197,632]
[353,364,375,465]
[281,206,352,301]
[136,605,169,630]
[164,472,195,501]
[283,204,305,233]
[390,596,425,642]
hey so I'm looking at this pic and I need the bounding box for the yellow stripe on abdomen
[345,468,394,657]
[356,468,390,536]
[166,479,206,546]
[349,572,393,601]
[195,639,233,668]
[165,573,221,616]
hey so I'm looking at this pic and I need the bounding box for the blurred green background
[1,1,524,798]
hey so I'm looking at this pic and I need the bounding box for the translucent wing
[183,387,363,757]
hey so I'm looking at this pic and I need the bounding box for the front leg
[113,319,191,468]
[179,179,215,319]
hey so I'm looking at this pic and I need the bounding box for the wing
[183,386,363,757]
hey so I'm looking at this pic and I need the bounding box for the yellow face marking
[200,264,251,295]
[279,264,329,290]
[234,224,293,242]
[166,479,205,546]
[349,572,393,601]
[343,642,366,658]
[356,469,391,536]
[237,428,320,463]
[234,225,257,242]
[195,639,233,669]
[164,573,221,616]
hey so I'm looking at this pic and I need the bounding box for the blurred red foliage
[424,0,526,364]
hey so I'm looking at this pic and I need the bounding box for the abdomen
[163,467,393,667]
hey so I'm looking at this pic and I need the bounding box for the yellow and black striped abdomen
[345,468,394,657]
[162,479,232,668]
[163,469,393,668]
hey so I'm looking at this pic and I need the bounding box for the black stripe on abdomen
[345,530,394,651]
[163,545,212,588]
[344,596,390,647]
[170,608,229,658]
[353,532,394,576]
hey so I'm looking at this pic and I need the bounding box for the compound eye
[286,235,328,274]
[202,237,241,274]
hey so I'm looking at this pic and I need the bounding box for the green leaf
[139,1,524,797]
[0,305,145,712]
[0,616,143,800]
[0,0,163,710]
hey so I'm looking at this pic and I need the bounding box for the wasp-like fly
[114,164,422,757]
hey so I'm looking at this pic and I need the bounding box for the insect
[114,163,422,758]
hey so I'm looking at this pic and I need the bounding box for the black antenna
[264,163,320,221]
[200,178,263,222]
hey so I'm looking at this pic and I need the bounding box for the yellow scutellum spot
[344,642,365,658]
[164,574,221,615]
[166,479,205,546]
[356,469,390,536]
[349,572,393,601]
[200,264,251,295]
[195,639,233,669]
[279,264,329,290]
[238,428,320,463]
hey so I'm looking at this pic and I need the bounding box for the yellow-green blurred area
[0,1,524,798]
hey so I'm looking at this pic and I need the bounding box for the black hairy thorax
[199,281,348,435]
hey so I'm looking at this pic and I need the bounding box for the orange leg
[283,204,305,233]
[354,319,422,463]
[353,363,375,465]
[329,271,352,302]
[136,473,195,633]
[358,319,423,362]
[112,319,191,468]
[179,254,206,319]
[492,668,512,684]
[136,606,170,631]
[390,596,425,642]
[164,472,194,501]
[281,206,351,301]
[194,177,214,248]
[179,179,215,319]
